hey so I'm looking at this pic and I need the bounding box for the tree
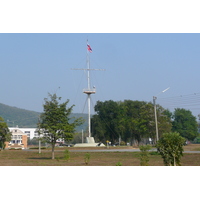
[156,132,185,166]
[92,100,172,145]
[172,108,198,141]
[39,93,83,159]
[0,116,11,150]
[92,100,121,143]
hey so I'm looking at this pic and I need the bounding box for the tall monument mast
[72,40,105,138]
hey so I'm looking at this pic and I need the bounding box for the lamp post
[153,87,170,143]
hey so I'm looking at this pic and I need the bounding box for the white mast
[85,42,92,137]
[72,40,105,138]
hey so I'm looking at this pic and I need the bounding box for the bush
[139,145,152,166]
[120,141,126,146]
[116,162,122,166]
[156,132,185,166]
[64,149,70,161]
[193,136,200,144]
[84,153,91,165]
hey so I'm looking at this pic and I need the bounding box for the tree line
[1,93,199,160]
[91,100,199,145]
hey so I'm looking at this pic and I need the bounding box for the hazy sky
[1,33,200,117]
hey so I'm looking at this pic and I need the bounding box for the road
[68,149,200,153]
[24,148,200,153]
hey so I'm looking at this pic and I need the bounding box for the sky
[1,33,200,118]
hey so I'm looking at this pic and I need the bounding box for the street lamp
[153,87,170,142]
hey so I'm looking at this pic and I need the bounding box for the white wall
[9,127,38,140]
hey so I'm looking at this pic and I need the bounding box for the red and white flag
[87,43,92,53]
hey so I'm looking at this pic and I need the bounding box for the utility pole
[153,87,170,143]
[82,129,84,143]
[38,118,41,154]
[153,96,159,142]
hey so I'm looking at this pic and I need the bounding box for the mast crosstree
[71,41,105,138]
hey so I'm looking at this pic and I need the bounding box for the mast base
[74,137,105,147]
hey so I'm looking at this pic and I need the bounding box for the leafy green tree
[155,105,172,139]
[172,108,198,141]
[92,100,121,143]
[92,100,172,145]
[39,93,83,159]
[0,116,11,149]
[156,132,185,166]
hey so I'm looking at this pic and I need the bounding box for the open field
[0,144,200,166]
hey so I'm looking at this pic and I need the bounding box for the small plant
[84,153,91,165]
[116,162,122,166]
[56,157,60,162]
[64,149,70,161]
[139,145,152,166]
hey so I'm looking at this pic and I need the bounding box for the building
[6,127,66,148]
[5,128,28,149]
[9,127,38,140]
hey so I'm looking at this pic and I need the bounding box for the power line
[156,92,200,114]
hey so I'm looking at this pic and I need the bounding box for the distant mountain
[0,103,88,132]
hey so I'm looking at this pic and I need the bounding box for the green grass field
[0,144,200,166]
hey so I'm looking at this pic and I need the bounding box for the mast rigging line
[70,68,86,113]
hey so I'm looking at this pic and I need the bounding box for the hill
[0,103,88,132]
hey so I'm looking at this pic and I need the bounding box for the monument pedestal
[74,137,105,147]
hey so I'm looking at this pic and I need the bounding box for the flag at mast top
[87,41,92,53]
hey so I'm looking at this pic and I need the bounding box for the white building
[9,127,38,140]
[8,127,66,145]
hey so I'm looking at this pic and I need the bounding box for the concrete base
[74,137,105,147]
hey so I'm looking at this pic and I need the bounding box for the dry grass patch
[183,144,200,151]
[0,147,200,166]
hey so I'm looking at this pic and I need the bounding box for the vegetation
[116,161,122,166]
[92,100,172,145]
[172,108,199,141]
[0,103,40,128]
[1,100,199,146]
[64,149,70,161]
[84,153,91,165]
[0,145,200,165]
[38,93,83,159]
[91,100,200,145]
[156,132,185,166]
[0,103,88,131]
[0,116,11,149]
[139,145,152,166]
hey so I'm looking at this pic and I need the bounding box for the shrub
[116,162,122,166]
[84,153,91,165]
[120,141,126,146]
[139,145,152,166]
[64,149,70,161]
[156,132,185,166]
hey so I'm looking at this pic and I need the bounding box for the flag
[87,43,92,53]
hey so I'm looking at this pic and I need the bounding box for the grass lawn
[0,144,200,166]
